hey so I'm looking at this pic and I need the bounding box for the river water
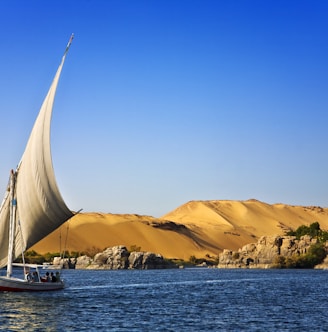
[0,268,327,331]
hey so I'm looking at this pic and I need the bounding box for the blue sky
[0,1,327,217]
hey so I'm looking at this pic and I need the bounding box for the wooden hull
[0,276,65,292]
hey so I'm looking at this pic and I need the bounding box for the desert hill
[30,199,328,260]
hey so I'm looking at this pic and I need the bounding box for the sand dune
[30,199,328,260]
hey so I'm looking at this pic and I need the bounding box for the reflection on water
[1,292,59,330]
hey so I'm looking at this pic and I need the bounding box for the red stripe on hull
[0,285,63,292]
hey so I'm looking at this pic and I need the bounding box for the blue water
[0,268,328,331]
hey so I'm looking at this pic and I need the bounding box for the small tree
[273,256,286,268]
[129,245,141,252]
[189,255,197,264]
[307,243,326,265]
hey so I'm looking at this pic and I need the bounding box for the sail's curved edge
[0,193,11,268]
[0,39,74,268]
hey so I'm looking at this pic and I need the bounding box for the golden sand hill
[30,199,328,260]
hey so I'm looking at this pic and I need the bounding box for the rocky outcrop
[73,245,175,270]
[218,235,319,268]
[128,251,171,269]
[92,246,130,269]
[52,256,77,269]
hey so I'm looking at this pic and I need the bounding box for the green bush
[286,222,328,242]
[307,243,326,265]
[274,243,326,269]
[273,256,286,268]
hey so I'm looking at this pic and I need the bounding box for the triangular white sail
[0,36,74,269]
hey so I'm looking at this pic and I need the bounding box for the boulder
[141,252,169,269]
[52,256,76,269]
[127,250,172,269]
[128,251,144,269]
[75,255,92,269]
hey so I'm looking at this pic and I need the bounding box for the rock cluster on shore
[52,236,328,270]
[54,245,175,270]
[218,235,326,268]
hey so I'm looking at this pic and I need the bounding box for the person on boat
[50,272,57,282]
[41,271,51,282]
[24,268,32,282]
[32,271,39,282]
[55,271,61,282]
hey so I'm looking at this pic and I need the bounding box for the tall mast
[7,170,17,277]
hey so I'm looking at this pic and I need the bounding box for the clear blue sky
[0,1,327,217]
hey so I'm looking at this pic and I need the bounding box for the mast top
[64,33,74,54]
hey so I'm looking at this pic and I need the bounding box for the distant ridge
[31,200,328,260]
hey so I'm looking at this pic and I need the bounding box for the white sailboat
[0,34,75,291]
